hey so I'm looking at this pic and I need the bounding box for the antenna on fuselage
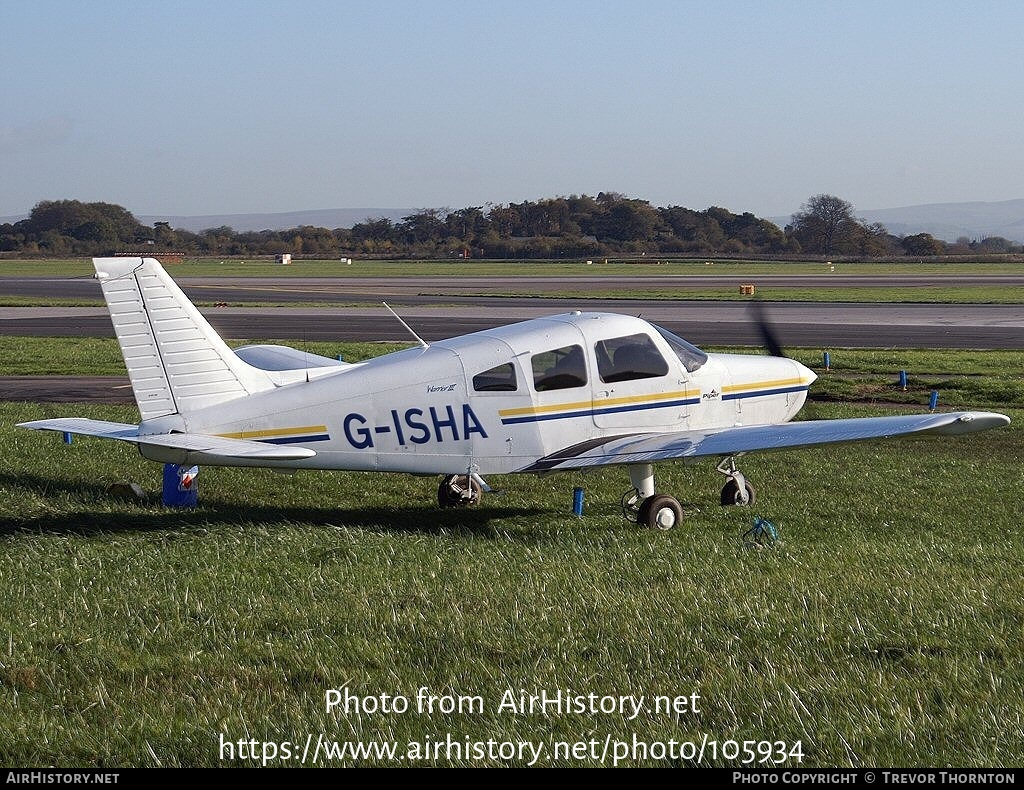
[382,301,429,349]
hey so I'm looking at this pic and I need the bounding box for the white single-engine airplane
[19,258,1010,529]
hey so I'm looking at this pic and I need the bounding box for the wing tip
[951,411,1011,431]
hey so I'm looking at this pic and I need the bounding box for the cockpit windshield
[653,324,708,373]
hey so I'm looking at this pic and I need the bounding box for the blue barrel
[572,486,585,516]
[162,464,199,508]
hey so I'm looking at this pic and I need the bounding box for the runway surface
[0,375,133,403]
[2,302,1021,348]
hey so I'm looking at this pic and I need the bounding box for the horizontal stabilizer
[17,417,317,463]
[17,417,140,440]
[133,431,317,460]
[233,344,349,372]
[521,411,1011,472]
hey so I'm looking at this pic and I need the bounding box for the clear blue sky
[3,0,1022,219]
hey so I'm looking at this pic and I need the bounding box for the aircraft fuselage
[138,312,816,475]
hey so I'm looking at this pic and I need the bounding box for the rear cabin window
[595,334,669,383]
[532,345,587,391]
[472,362,518,392]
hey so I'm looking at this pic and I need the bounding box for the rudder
[94,257,274,420]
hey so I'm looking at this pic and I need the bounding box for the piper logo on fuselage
[702,389,720,400]
[343,404,488,449]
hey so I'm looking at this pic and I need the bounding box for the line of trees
[2,195,1020,259]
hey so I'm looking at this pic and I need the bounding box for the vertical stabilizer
[94,257,275,420]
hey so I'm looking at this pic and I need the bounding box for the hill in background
[772,198,1024,243]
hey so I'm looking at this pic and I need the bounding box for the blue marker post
[929,391,939,411]
[62,431,73,445]
[572,487,585,517]
[823,351,831,372]
[899,370,908,391]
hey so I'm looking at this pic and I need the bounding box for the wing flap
[17,418,317,461]
[520,411,1010,472]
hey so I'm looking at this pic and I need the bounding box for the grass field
[3,338,1022,406]
[2,257,1022,278]
[2,258,1021,308]
[0,342,1021,767]
[0,338,410,376]
[431,285,1021,304]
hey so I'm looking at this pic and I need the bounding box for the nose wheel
[721,478,756,506]
[717,456,756,506]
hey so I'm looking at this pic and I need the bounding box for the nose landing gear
[717,456,756,506]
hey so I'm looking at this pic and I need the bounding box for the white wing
[518,411,1010,473]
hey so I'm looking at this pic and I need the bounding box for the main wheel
[437,474,483,508]
[638,494,683,530]
[721,479,756,506]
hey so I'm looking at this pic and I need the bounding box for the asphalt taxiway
[1,301,1021,348]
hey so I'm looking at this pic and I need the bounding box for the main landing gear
[624,464,684,530]
[437,474,484,508]
[623,457,756,529]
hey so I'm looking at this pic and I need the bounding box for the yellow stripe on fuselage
[722,377,811,394]
[498,389,694,418]
[217,424,328,440]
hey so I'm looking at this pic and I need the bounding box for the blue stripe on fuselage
[500,396,700,425]
[722,385,809,401]
[260,434,332,445]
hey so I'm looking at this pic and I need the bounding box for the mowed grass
[2,258,1020,307]
[440,285,1022,304]
[2,257,1022,278]
[3,336,1023,382]
[0,347,1021,767]
[0,337,408,377]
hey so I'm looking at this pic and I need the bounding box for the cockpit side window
[532,344,587,391]
[472,362,518,392]
[653,325,708,373]
[595,333,669,383]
